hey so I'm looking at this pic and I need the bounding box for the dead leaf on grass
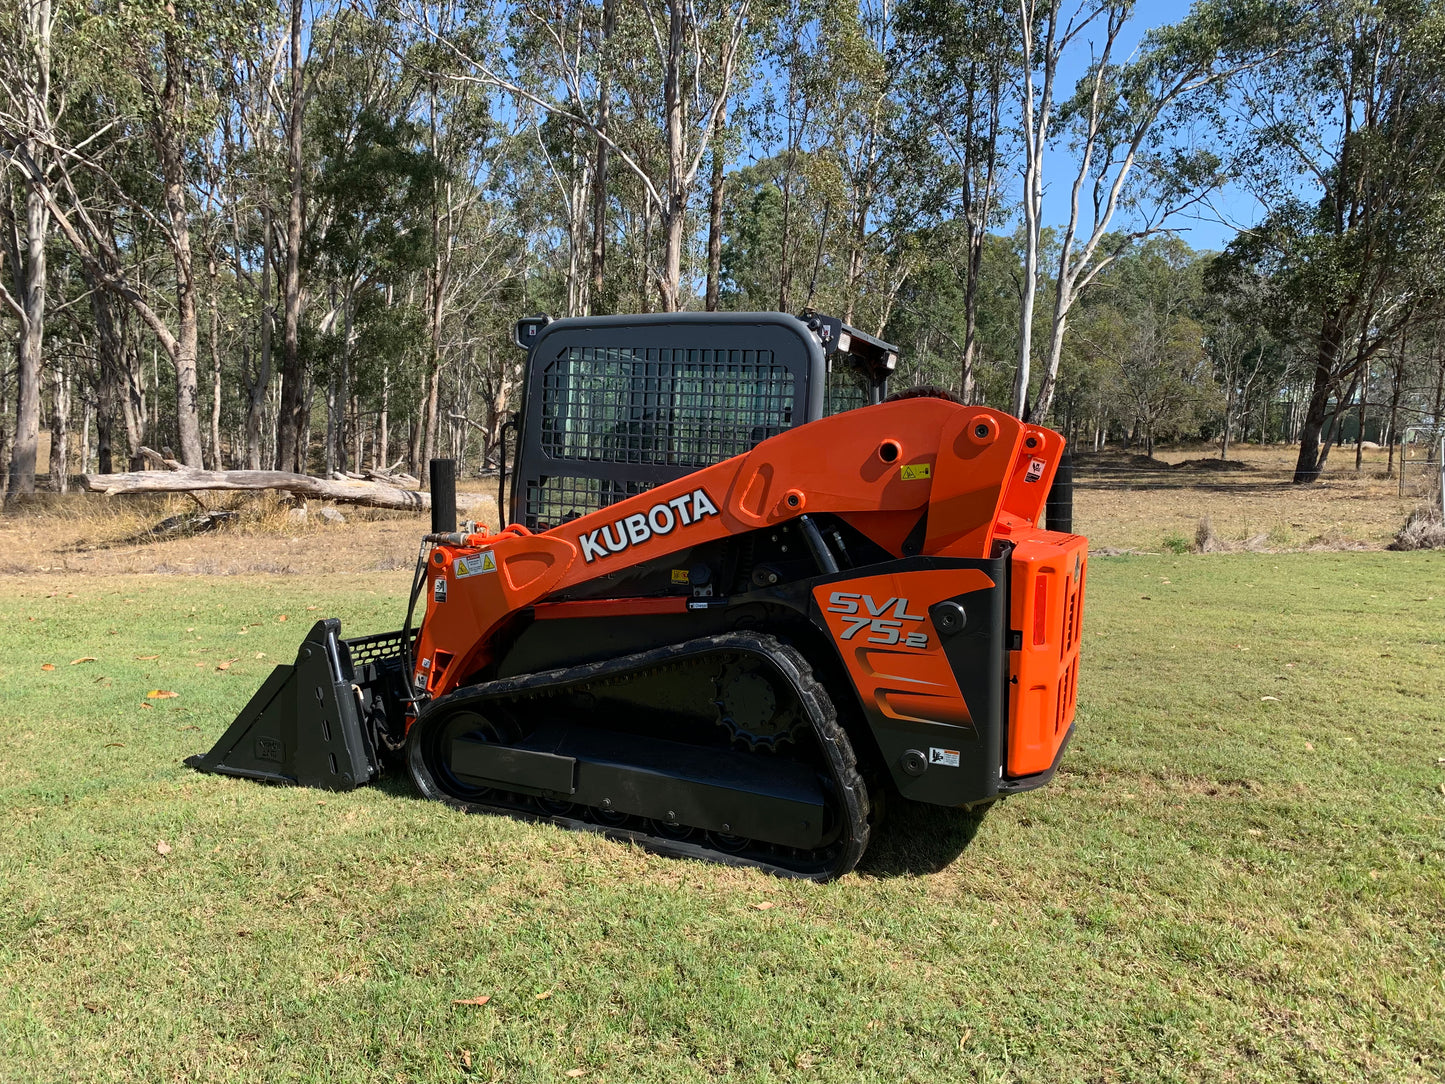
[135,654,160,660]
[104,742,124,748]
[459,1050,473,1069]
[535,990,553,1000]
[40,663,54,671]
[1260,695,1280,702]
[752,901,776,910]
[139,702,153,709]
[276,614,288,622]
[156,840,172,855]
[147,690,178,699]
[216,660,234,671]
[176,725,200,732]
[70,657,97,665]
[959,1027,973,1050]
[452,995,491,1006]
[565,1070,585,1078]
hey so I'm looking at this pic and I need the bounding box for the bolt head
[900,748,928,777]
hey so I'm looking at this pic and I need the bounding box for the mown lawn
[0,553,1441,1083]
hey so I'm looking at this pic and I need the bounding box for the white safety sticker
[433,577,447,603]
[455,551,497,578]
[929,747,960,768]
[1025,457,1047,483]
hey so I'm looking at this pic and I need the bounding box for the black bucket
[186,618,386,791]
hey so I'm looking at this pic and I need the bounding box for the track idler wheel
[408,706,520,804]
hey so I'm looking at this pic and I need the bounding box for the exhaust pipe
[1046,450,1074,534]
[430,458,456,535]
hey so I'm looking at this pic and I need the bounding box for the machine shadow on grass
[368,773,987,879]
[856,799,989,877]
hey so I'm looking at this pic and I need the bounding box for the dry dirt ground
[1073,442,1426,553]
[0,443,1429,577]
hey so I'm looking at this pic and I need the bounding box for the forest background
[3,0,1444,505]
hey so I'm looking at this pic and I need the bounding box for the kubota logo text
[579,487,720,563]
[826,592,929,648]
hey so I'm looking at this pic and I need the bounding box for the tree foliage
[1,0,1442,492]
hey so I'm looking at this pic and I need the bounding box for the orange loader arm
[412,399,1085,782]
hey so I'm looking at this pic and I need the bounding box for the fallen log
[80,465,432,512]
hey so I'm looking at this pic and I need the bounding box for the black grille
[540,346,795,469]
[343,628,414,667]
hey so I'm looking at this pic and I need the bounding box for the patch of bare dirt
[1173,457,1257,472]
[0,485,501,576]
[1074,450,1170,472]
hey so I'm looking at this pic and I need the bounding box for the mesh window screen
[524,475,655,530]
[525,345,797,528]
[540,346,795,467]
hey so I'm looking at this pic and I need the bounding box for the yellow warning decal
[900,463,932,481]
[455,550,498,578]
[670,569,690,584]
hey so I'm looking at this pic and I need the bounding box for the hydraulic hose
[401,539,431,701]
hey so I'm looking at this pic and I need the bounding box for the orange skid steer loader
[189,312,1086,880]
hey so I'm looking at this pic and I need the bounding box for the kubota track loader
[189,311,1086,880]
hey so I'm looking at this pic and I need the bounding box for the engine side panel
[809,560,1008,807]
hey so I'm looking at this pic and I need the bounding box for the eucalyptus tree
[1010,0,1291,422]
[1223,0,1445,482]
[0,0,57,502]
[745,0,859,313]
[897,0,1013,401]
[719,151,842,311]
[434,0,749,311]
[1087,237,1216,456]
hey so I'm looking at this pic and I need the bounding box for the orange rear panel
[1007,530,1087,777]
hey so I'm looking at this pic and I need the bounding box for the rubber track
[407,631,871,881]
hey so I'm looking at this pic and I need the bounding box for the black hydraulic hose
[497,413,518,525]
[400,539,431,700]
[797,514,840,575]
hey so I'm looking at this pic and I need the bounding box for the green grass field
[1,553,1442,1083]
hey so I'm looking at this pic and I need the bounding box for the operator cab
[509,311,899,531]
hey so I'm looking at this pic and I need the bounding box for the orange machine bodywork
[412,398,1084,795]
